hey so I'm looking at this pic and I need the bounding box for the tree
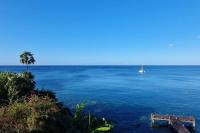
[20,51,35,71]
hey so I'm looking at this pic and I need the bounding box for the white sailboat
[139,65,145,74]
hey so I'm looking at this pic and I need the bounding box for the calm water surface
[0,66,200,133]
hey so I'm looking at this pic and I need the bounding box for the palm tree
[20,51,35,71]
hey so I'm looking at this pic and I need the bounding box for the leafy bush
[0,73,8,104]
[35,89,57,101]
[26,95,61,132]
[0,95,72,133]
[71,103,113,133]
[0,72,35,104]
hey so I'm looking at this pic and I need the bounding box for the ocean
[0,65,200,133]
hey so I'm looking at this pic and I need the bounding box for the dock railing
[151,113,195,133]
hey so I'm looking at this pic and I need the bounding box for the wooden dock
[151,114,195,133]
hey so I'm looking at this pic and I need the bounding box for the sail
[139,65,145,73]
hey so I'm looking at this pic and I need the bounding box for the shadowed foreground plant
[72,103,113,133]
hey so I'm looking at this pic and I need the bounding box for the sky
[0,0,200,65]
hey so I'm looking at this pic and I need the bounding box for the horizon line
[0,64,200,66]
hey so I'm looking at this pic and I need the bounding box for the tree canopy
[20,51,36,71]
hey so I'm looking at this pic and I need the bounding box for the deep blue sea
[0,66,200,133]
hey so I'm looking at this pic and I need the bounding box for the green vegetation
[94,124,113,132]
[0,72,35,104]
[20,51,36,71]
[0,51,113,133]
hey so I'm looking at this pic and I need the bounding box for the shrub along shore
[0,52,113,133]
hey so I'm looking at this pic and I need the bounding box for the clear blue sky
[0,0,200,65]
